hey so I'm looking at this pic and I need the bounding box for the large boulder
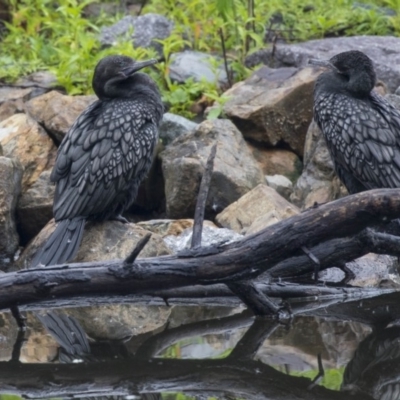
[290,120,347,209]
[159,112,198,146]
[100,13,174,54]
[220,66,319,157]
[0,157,23,269]
[160,118,264,219]
[216,184,300,234]
[18,220,171,269]
[247,143,302,182]
[26,91,96,143]
[0,113,56,191]
[245,36,400,92]
[16,170,54,244]
[169,51,229,87]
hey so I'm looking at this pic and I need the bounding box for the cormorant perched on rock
[31,55,163,267]
[310,50,400,194]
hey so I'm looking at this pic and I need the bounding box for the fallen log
[1,189,400,310]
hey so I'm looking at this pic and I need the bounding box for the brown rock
[17,170,55,244]
[291,120,347,209]
[0,113,57,191]
[221,66,319,156]
[247,143,302,182]
[26,91,96,143]
[17,219,171,269]
[137,218,216,236]
[216,184,300,234]
[160,119,264,219]
[0,157,23,268]
[0,100,22,122]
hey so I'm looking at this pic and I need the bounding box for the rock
[290,120,347,209]
[0,113,56,192]
[26,91,96,143]
[220,66,318,156]
[245,36,400,93]
[159,112,198,146]
[164,225,243,253]
[169,51,229,87]
[247,144,302,182]
[17,220,171,269]
[100,14,174,54]
[265,174,293,200]
[0,157,23,268]
[0,100,22,122]
[216,184,300,234]
[16,170,55,245]
[137,218,216,237]
[160,118,264,219]
[318,254,400,288]
[0,86,35,104]
[14,71,60,98]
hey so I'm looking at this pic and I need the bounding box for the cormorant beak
[309,58,339,73]
[122,59,158,76]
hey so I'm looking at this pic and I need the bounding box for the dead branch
[1,188,400,310]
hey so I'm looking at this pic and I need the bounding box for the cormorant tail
[31,218,86,268]
[36,312,90,358]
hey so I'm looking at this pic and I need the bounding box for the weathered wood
[1,189,400,310]
[191,143,217,249]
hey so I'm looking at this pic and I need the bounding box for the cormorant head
[310,50,376,97]
[92,55,158,99]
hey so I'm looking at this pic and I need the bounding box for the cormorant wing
[315,92,400,190]
[51,99,158,220]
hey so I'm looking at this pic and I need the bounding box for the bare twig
[124,233,152,265]
[191,143,217,249]
[218,28,233,88]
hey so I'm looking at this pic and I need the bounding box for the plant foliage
[0,0,397,116]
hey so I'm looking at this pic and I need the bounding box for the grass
[0,0,398,117]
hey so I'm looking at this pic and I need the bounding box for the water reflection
[3,292,400,399]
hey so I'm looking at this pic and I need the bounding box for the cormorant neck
[315,69,374,99]
[347,70,375,97]
[97,73,161,102]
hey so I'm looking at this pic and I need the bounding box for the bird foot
[113,214,129,224]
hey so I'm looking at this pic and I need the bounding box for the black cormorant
[310,50,400,194]
[31,55,163,267]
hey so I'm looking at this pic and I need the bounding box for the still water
[1,291,400,400]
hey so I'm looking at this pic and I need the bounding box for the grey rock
[319,254,399,288]
[218,66,319,156]
[265,174,293,200]
[18,220,171,269]
[14,71,60,98]
[164,225,242,253]
[17,170,54,244]
[160,112,198,146]
[160,118,265,218]
[100,14,174,54]
[245,36,400,93]
[169,51,229,86]
[290,120,347,209]
[0,157,23,268]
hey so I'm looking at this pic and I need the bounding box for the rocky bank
[1,28,400,287]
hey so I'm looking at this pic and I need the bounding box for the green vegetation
[0,0,398,116]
